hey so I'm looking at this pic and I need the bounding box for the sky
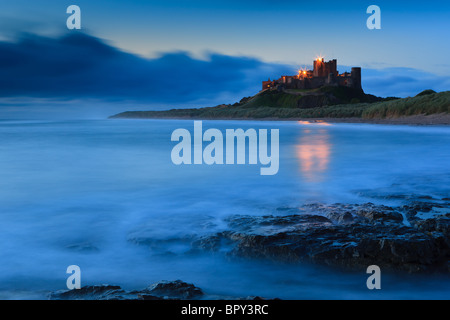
[0,0,449,118]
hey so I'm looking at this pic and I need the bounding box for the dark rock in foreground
[49,200,449,300]
[48,280,273,300]
[140,280,204,299]
[49,280,204,300]
[125,200,449,273]
[192,202,450,273]
[49,285,127,300]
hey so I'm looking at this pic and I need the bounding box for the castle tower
[327,59,338,76]
[313,58,324,77]
[351,67,362,90]
[313,58,337,78]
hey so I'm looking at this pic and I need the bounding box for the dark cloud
[362,67,450,98]
[0,32,293,105]
[0,32,447,113]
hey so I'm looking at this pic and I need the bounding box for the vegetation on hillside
[362,90,449,119]
[110,89,449,120]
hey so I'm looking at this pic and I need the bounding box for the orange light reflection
[297,120,332,126]
[295,129,331,182]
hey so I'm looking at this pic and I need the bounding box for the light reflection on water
[296,128,331,182]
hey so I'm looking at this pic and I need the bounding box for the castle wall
[262,80,274,90]
[261,59,362,91]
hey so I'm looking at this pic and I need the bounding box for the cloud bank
[362,67,450,98]
[0,32,293,106]
[0,32,448,114]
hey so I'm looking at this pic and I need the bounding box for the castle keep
[262,58,361,91]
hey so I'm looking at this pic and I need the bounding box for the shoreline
[110,113,450,126]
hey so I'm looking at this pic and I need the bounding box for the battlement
[262,58,362,91]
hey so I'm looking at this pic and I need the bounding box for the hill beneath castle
[109,87,450,124]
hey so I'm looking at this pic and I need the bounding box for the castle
[262,58,361,91]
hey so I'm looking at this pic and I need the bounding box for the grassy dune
[110,90,450,120]
[362,91,450,119]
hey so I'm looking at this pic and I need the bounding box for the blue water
[0,119,449,299]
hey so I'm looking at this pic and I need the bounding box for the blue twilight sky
[0,0,449,118]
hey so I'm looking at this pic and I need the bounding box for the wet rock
[49,285,126,300]
[224,214,332,234]
[140,280,204,299]
[191,233,230,252]
[326,211,355,224]
[192,202,450,273]
[402,202,434,215]
[137,294,164,300]
[121,200,449,274]
[49,280,204,300]
[223,222,448,272]
[48,280,276,300]
[412,217,450,234]
[355,207,404,224]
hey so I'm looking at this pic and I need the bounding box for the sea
[0,119,449,299]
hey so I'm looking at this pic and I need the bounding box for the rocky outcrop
[140,280,204,299]
[48,285,127,300]
[192,202,450,273]
[49,200,449,300]
[49,280,204,300]
[124,200,449,274]
[48,280,274,300]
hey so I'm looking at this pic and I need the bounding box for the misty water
[0,119,449,299]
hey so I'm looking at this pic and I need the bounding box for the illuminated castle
[262,57,362,91]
